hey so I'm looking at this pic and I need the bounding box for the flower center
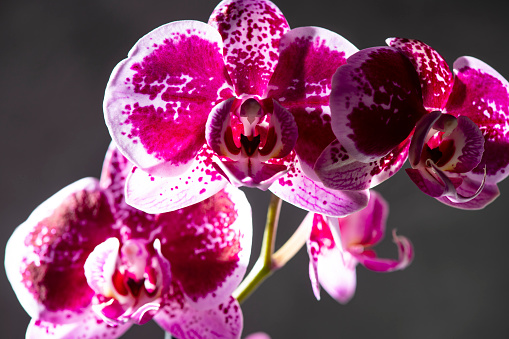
[205,96,298,188]
[84,238,170,325]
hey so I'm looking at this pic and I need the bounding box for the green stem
[233,193,282,303]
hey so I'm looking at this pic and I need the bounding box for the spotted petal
[267,26,358,170]
[157,186,252,309]
[330,46,426,162]
[306,213,357,304]
[156,293,243,339]
[339,190,388,248]
[104,20,233,177]
[26,311,131,339]
[269,154,369,216]
[315,137,410,191]
[208,0,290,96]
[5,178,118,325]
[387,38,453,111]
[125,146,227,214]
[445,56,509,185]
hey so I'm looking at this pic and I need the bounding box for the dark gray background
[1,0,509,338]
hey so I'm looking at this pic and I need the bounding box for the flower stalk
[234,193,282,303]
[234,194,312,303]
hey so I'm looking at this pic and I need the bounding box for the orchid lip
[206,96,297,187]
[84,237,169,325]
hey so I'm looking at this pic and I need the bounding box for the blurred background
[1,0,509,338]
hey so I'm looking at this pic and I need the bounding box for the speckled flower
[306,191,413,304]
[5,144,252,339]
[104,0,368,216]
[316,38,509,209]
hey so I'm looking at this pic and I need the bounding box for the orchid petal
[318,251,357,305]
[215,159,287,190]
[155,293,242,339]
[445,56,509,184]
[83,237,120,296]
[406,167,448,198]
[125,146,227,214]
[5,178,117,324]
[267,26,358,169]
[315,137,410,190]
[330,46,426,162]
[244,333,271,339]
[437,116,485,173]
[429,161,485,203]
[269,154,369,216]
[307,214,357,304]
[99,142,133,193]
[208,0,290,96]
[157,186,252,309]
[258,100,298,160]
[409,110,442,167]
[104,20,233,177]
[339,191,388,248]
[99,142,141,222]
[26,311,130,339]
[206,98,241,159]
[355,230,413,272]
[437,178,500,210]
[387,38,453,111]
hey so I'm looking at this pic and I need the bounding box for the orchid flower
[5,143,252,339]
[104,0,369,216]
[316,38,509,209]
[306,191,413,304]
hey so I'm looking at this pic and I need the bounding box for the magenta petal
[125,147,227,213]
[438,116,485,173]
[244,333,271,339]
[387,38,453,111]
[437,179,500,210]
[307,213,357,304]
[157,186,252,309]
[208,0,290,96]
[206,98,240,158]
[99,142,133,192]
[267,26,358,169]
[406,167,447,198]
[26,311,130,339]
[339,191,388,248]
[330,46,426,162]
[269,156,369,216]
[316,138,410,190]
[104,20,233,177]
[318,251,357,305]
[446,56,509,184]
[155,295,243,339]
[259,100,298,160]
[83,238,119,296]
[217,159,287,190]
[5,178,117,324]
[409,110,442,167]
[356,230,414,272]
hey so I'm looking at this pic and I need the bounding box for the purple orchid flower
[103,0,369,216]
[316,38,509,209]
[5,144,252,339]
[306,191,413,304]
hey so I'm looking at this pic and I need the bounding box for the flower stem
[272,212,312,269]
[233,193,282,303]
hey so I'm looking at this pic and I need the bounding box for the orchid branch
[234,193,282,303]
[272,212,312,269]
[234,195,312,304]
